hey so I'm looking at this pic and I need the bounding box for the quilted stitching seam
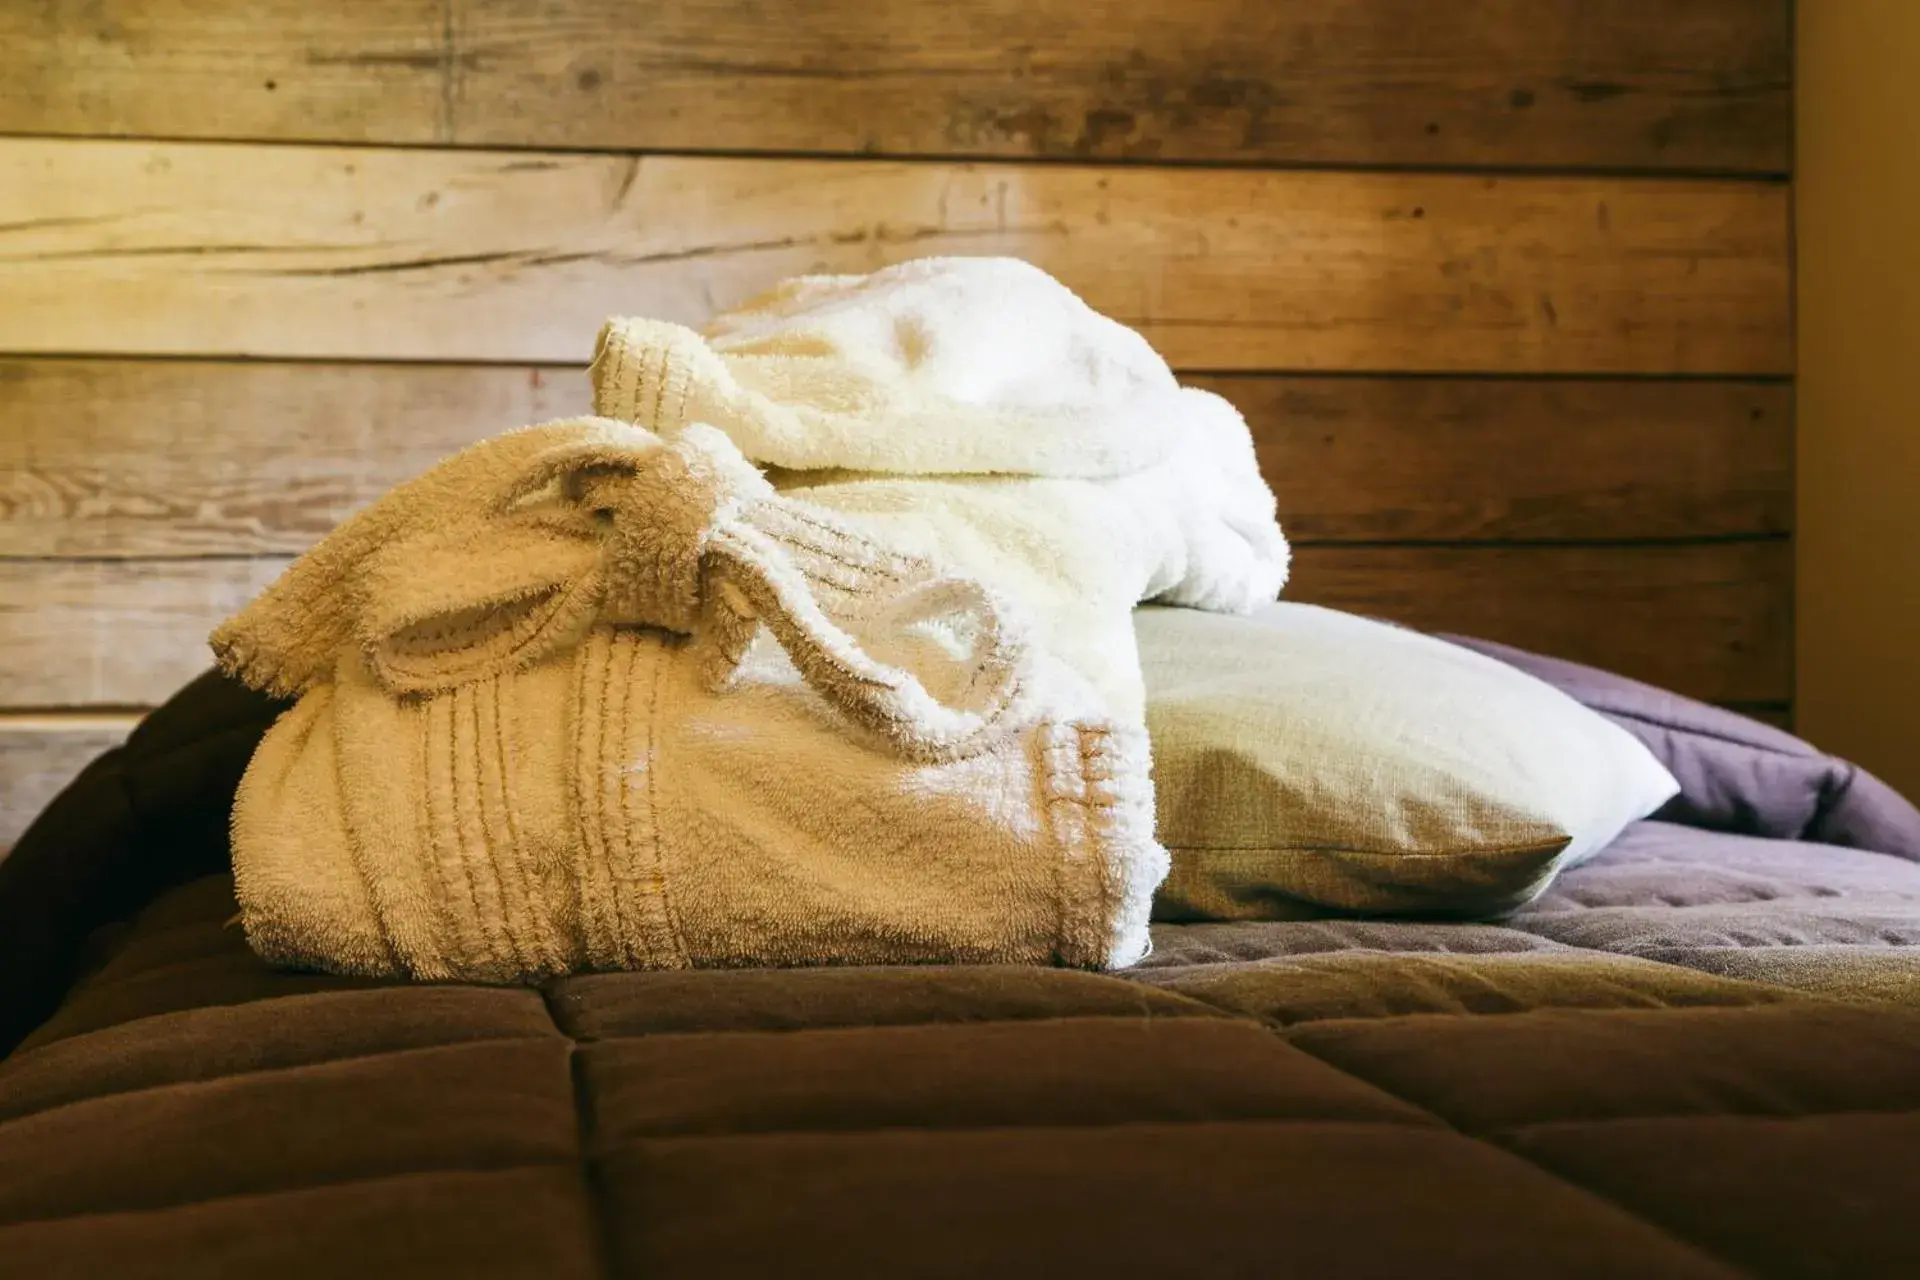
[1263,1029,1758,1278]
[0,1031,572,1128]
[540,984,618,1280]
[0,1160,582,1233]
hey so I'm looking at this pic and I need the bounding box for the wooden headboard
[0,1,1792,845]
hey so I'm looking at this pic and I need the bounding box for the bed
[3,635,1918,1279]
[7,3,1903,1276]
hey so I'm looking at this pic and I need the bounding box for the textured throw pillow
[1137,603,1680,921]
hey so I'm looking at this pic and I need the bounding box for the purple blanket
[1445,634,1920,860]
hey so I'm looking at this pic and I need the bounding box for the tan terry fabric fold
[218,419,1163,981]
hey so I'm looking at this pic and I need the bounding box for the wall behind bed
[0,1,1794,849]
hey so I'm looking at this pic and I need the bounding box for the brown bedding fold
[5,871,1920,1279]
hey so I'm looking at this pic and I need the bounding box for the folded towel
[212,257,1287,981]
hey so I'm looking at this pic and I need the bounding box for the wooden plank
[0,2,448,146]
[1207,376,1793,543]
[1286,541,1792,705]
[0,140,1793,373]
[0,559,283,709]
[0,360,593,556]
[459,0,1792,172]
[0,1,1791,173]
[0,714,135,851]
[2,359,1792,557]
[0,543,1789,710]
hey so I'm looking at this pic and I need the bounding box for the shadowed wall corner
[1797,0,1920,797]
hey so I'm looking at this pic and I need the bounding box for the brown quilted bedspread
[4,871,1919,1279]
[6,667,1920,1278]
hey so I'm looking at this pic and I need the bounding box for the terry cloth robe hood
[590,256,1290,723]
[211,257,1288,982]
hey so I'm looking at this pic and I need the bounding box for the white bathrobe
[212,257,1288,982]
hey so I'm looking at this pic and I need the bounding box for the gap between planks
[0,129,1797,184]
[0,352,1801,383]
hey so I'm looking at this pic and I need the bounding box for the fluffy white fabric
[592,256,1290,721]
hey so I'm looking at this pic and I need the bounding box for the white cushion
[1137,603,1680,920]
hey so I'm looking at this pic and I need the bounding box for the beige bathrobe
[213,257,1288,982]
